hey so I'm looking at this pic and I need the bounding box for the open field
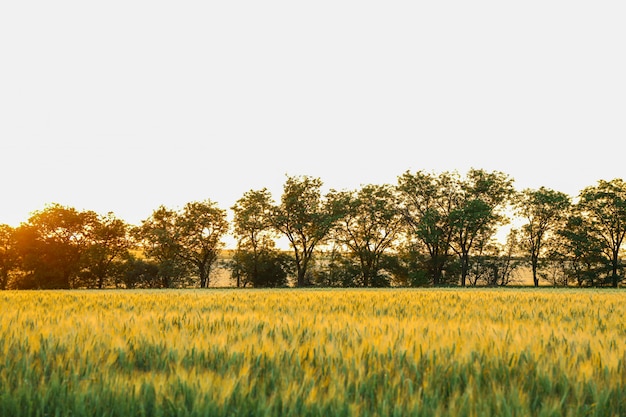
[0,289,624,416]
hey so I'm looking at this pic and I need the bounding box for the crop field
[0,289,625,417]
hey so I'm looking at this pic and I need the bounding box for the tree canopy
[2,170,625,289]
[515,187,571,287]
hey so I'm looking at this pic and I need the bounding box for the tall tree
[176,200,228,288]
[449,169,514,286]
[137,206,188,288]
[331,184,403,287]
[82,213,132,289]
[0,224,18,290]
[577,179,626,287]
[272,175,341,287]
[15,204,98,289]
[397,170,458,285]
[555,213,606,287]
[231,189,279,287]
[515,187,571,287]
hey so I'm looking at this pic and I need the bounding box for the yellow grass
[0,289,624,416]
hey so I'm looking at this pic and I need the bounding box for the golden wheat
[0,289,624,416]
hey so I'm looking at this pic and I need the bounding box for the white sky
[1,1,625,229]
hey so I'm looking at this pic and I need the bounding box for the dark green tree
[119,255,161,289]
[137,201,228,288]
[515,187,571,287]
[230,250,292,287]
[272,176,342,287]
[137,206,188,288]
[231,189,280,287]
[449,169,514,286]
[176,200,228,288]
[331,184,403,287]
[386,241,432,287]
[312,248,362,287]
[577,179,626,287]
[81,212,132,288]
[397,171,457,285]
[555,213,606,286]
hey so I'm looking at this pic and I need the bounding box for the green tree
[387,241,432,287]
[119,255,161,289]
[176,200,229,288]
[555,213,606,286]
[312,247,362,287]
[331,184,403,287]
[231,189,279,287]
[137,201,228,288]
[515,187,571,287]
[0,224,18,290]
[230,250,292,287]
[397,170,457,285]
[137,206,188,288]
[272,175,342,287]
[577,179,626,287]
[82,213,132,288]
[449,169,514,286]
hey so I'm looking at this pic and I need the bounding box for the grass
[0,288,624,416]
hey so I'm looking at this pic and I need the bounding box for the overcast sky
[1,1,625,227]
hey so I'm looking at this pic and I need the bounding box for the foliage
[449,169,514,286]
[136,206,189,288]
[4,171,626,288]
[515,187,571,287]
[231,189,281,287]
[80,213,132,288]
[397,169,513,286]
[577,178,626,287]
[175,200,229,288]
[13,204,99,289]
[307,247,359,287]
[119,255,161,288]
[229,249,292,287]
[397,171,457,285]
[554,214,607,286]
[0,224,18,290]
[386,242,433,287]
[137,200,228,288]
[466,229,522,286]
[231,188,276,252]
[272,175,342,286]
[331,184,403,287]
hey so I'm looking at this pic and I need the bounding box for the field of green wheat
[0,289,624,416]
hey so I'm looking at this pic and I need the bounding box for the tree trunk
[296,269,306,287]
[199,265,208,288]
[460,253,469,287]
[361,258,370,287]
[429,251,444,286]
[611,253,619,288]
[295,256,307,287]
[0,270,7,290]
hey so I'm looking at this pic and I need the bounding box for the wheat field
[0,289,624,416]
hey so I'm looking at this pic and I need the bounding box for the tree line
[1,169,625,289]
